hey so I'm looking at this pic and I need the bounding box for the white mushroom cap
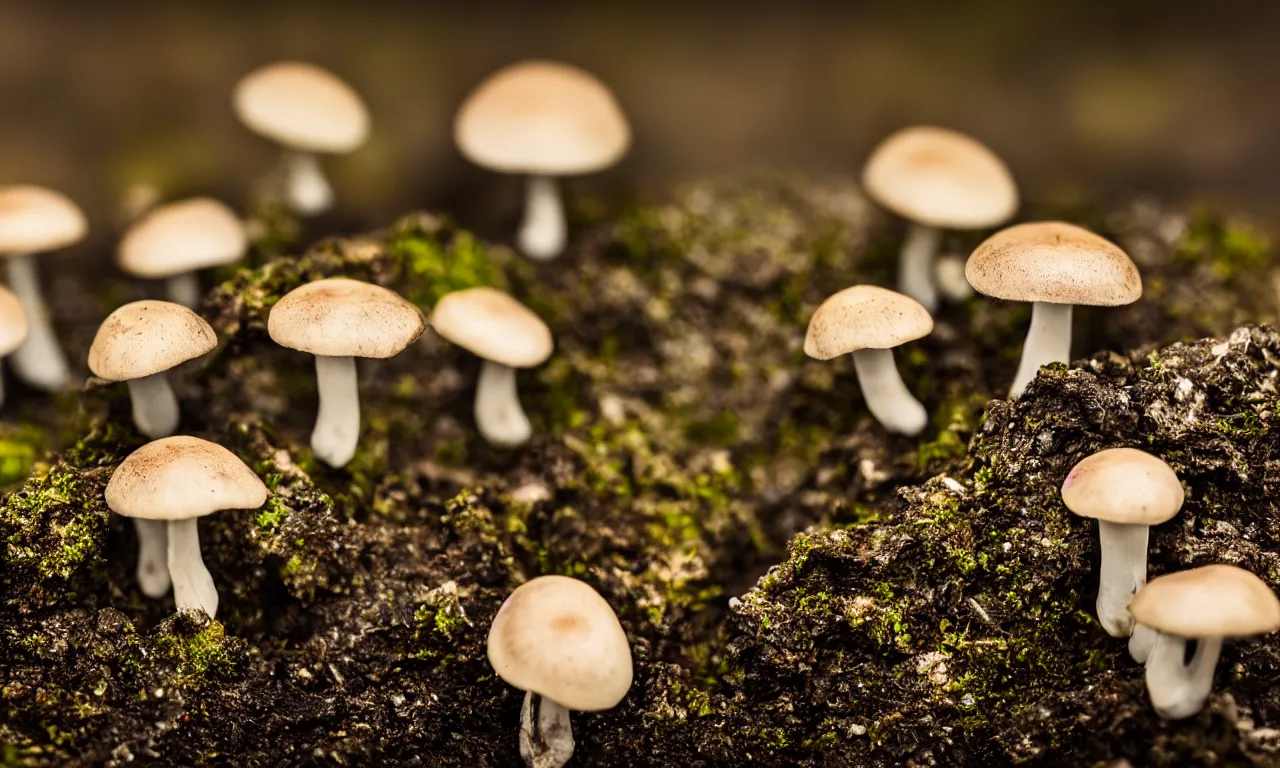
[862,126,1018,229]
[0,185,87,253]
[0,285,29,357]
[1062,448,1184,525]
[487,575,633,711]
[117,198,247,279]
[804,285,933,360]
[1130,564,1280,639]
[88,300,217,381]
[454,60,630,175]
[105,435,269,521]
[233,61,370,153]
[268,278,425,358]
[430,287,553,368]
[965,221,1142,306]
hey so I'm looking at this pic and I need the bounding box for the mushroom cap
[88,300,218,381]
[430,287,553,368]
[117,198,247,279]
[105,436,269,521]
[268,278,425,359]
[487,575,633,711]
[804,285,933,360]
[233,61,370,153]
[1130,564,1280,639]
[454,60,630,175]
[0,185,87,253]
[965,221,1142,306]
[862,126,1018,229]
[1061,448,1184,525]
[0,285,29,356]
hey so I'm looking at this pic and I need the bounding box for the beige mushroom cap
[430,287,553,368]
[0,185,87,253]
[268,278,425,358]
[1061,448,1184,525]
[454,60,630,175]
[233,61,370,153]
[862,126,1018,229]
[965,221,1142,306]
[804,285,933,360]
[118,198,247,279]
[1130,564,1280,639]
[105,435,269,521]
[487,575,633,711]
[0,285,29,356]
[88,301,218,381]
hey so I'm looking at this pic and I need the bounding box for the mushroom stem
[475,359,533,448]
[1009,301,1072,398]
[167,517,218,617]
[311,355,360,468]
[520,691,575,768]
[1130,623,1160,664]
[6,252,70,391]
[851,347,927,436]
[282,150,333,216]
[1096,519,1148,637]
[898,222,941,313]
[518,175,566,261]
[166,272,202,309]
[1144,631,1222,719]
[125,372,180,440]
[133,518,171,598]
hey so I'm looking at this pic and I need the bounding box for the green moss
[145,619,241,688]
[385,219,507,311]
[0,465,108,604]
[1177,208,1272,280]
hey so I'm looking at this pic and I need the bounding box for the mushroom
[105,436,268,616]
[862,126,1017,313]
[1061,448,1184,641]
[268,278,425,467]
[487,575,633,768]
[429,287,553,448]
[1130,564,1280,720]
[454,61,630,260]
[965,221,1142,398]
[233,61,370,216]
[117,198,248,308]
[0,185,86,391]
[803,285,934,436]
[0,285,29,408]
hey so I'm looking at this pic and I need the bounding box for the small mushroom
[233,62,370,215]
[487,575,633,768]
[454,61,630,260]
[268,278,424,467]
[804,285,934,436]
[966,221,1142,398]
[117,198,248,308]
[0,285,29,408]
[1130,565,1280,720]
[1061,448,1184,640]
[0,185,86,391]
[429,287,553,448]
[862,126,1017,313]
[105,436,268,616]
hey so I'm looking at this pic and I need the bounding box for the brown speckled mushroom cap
[118,198,247,279]
[1061,447,1184,525]
[965,221,1142,306]
[105,435,269,521]
[1131,564,1280,639]
[0,185,87,253]
[862,126,1018,229]
[234,61,370,153]
[430,287,553,368]
[88,301,217,382]
[0,285,29,356]
[804,285,933,360]
[268,278,425,358]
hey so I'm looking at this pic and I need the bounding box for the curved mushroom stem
[518,175,567,261]
[166,272,202,309]
[1130,622,1160,664]
[311,355,360,468]
[475,359,533,448]
[1095,520,1149,637]
[1009,301,1073,398]
[519,691,574,768]
[133,518,171,598]
[851,347,927,436]
[126,372,180,440]
[282,150,334,216]
[167,517,218,617]
[1144,631,1222,719]
[898,222,941,313]
[6,252,70,391]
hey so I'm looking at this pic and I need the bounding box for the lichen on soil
[3,174,1280,766]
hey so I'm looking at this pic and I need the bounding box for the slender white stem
[475,360,532,448]
[311,355,360,467]
[5,253,70,391]
[1095,520,1149,637]
[1009,301,1073,398]
[851,347,927,436]
[133,518,171,598]
[1144,631,1222,719]
[1130,622,1159,664]
[282,150,333,216]
[520,691,575,768]
[126,372,180,439]
[518,175,567,261]
[166,272,202,309]
[167,517,218,617]
[898,222,941,313]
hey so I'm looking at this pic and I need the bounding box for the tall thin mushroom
[117,198,248,308]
